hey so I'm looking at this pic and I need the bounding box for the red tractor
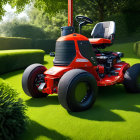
[22,0,140,112]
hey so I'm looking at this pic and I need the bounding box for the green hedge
[0,78,27,140]
[0,49,45,74]
[32,39,56,53]
[0,37,56,53]
[133,41,140,57]
[0,37,32,50]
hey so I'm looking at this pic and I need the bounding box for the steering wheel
[76,16,93,25]
[75,16,93,34]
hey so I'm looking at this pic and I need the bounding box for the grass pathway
[1,41,140,140]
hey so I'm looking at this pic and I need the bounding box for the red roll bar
[68,0,73,26]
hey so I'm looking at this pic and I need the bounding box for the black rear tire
[58,69,98,112]
[22,63,48,98]
[123,63,140,93]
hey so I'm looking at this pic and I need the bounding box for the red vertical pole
[68,0,73,26]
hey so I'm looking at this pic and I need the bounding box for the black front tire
[58,69,98,112]
[22,63,48,98]
[123,63,140,93]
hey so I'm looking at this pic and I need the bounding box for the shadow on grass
[25,84,140,122]
[25,95,59,107]
[69,105,125,122]
[69,84,140,121]
[98,85,140,112]
[1,69,24,79]
[43,60,48,65]
[18,120,71,140]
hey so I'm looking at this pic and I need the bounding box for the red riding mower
[22,15,140,112]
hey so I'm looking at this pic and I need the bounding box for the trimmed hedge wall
[0,78,27,140]
[32,39,56,53]
[133,41,140,57]
[0,37,56,53]
[0,37,32,50]
[0,49,45,74]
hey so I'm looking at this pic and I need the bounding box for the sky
[1,4,29,22]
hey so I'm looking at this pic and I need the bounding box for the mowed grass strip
[0,41,140,140]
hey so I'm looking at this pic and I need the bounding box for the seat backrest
[91,21,115,41]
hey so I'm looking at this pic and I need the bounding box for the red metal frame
[89,38,111,45]
[42,33,130,95]
[68,0,73,26]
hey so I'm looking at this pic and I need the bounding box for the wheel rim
[74,82,90,103]
[34,74,45,88]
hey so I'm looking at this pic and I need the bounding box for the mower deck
[97,62,130,86]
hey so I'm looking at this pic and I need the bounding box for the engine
[95,51,124,77]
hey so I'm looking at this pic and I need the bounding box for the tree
[74,0,127,21]
[122,0,140,33]
[0,0,129,21]
[0,21,47,39]
[0,0,139,29]
[0,0,67,19]
[27,7,68,39]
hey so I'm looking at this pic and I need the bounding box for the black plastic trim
[78,41,97,66]
[53,41,76,66]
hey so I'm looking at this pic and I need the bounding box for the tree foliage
[0,0,139,39]
[0,21,47,39]
[0,8,68,39]
[123,0,140,12]
[74,0,127,21]
[28,8,68,39]
[0,0,30,19]
[0,0,139,21]
[0,0,67,19]
[0,0,130,20]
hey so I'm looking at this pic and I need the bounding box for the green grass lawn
[1,40,140,140]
